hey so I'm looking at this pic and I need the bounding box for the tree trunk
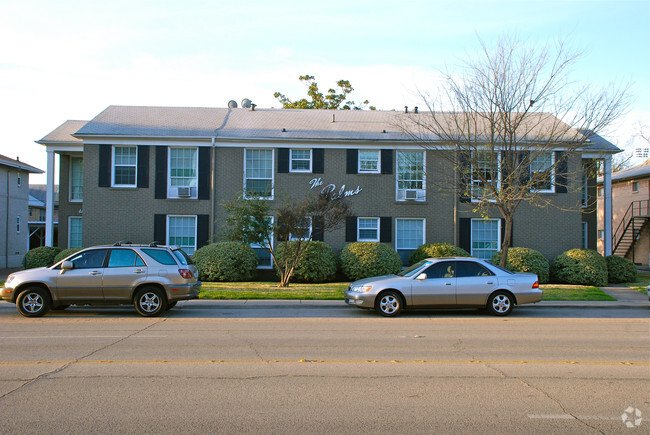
[499,214,513,267]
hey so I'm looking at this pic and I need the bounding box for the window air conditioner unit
[405,189,418,200]
[177,187,192,198]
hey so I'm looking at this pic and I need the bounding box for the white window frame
[357,217,380,242]
[396,150,426,202]
[69,156,83,202]
[598,229,604,239]
[16,216,21,233]
[250,216,274,269]
[529,152,555,193]
[471,151,500,202]
[632,181,639,193]
[166,215,197,255]
[112,145,138,188]
[395,218,426,252]
[290,149,312,173]
[168,147,199,199]
[244,148,274,200]
[68,216,83,248]
[289,217,312,241]
[358,150,381,174]
[470,218,501,260]
[16,172,21,187]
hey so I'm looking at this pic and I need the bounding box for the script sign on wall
[309,177,363,200]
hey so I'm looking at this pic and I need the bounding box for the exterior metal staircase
[612,200,649,262]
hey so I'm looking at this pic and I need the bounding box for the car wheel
[134,287,166,317]
[487,291,514,316]
[17,288,52,317]
[166,301,178,310]
[375,291,403,317]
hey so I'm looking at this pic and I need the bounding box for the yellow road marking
[0,359,648,366]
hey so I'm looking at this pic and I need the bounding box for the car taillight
[532,281,539,289]
[179,269,193,279]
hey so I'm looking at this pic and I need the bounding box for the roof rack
[112,240,132,246]
[149,241,161,247]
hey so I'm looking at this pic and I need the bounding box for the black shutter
[154,214,166,244]
[278,148,289,173]
[198,147,211,200]
[555,151,567,193]
[312,216,324,241]
[313,149,324,174]
[518,151,530,186]
[98,145,111,187]
[197,214,210,249]
[381,149,393,175]
[459,218,471,253]
[137,146,149,188]
[155,146,168,199]
[345,216,357,242]
[380,217,392,243]
[458,151,471,203]
[346,149,358,174]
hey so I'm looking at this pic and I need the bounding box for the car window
[456,261,494,278]
[423,262,455,279]
[398,260,432,277]
[68,249,108,269]
[108,249,146,268]
[142,248,177,265]
[486,262,514,275]
[172,248,193,265]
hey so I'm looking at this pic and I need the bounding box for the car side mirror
[61,261,74,273]
[416,273,427,280]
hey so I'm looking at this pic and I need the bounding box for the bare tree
[224,191,349,287]
[397,35,630,266]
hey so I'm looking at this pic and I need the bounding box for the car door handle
[486,281,494,285]
[445,282,452,286]
[133,269,145,274]
[89,271,101,276]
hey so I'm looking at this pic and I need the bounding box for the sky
[1,0,649,183]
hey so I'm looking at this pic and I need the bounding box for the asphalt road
[0,300,648,434]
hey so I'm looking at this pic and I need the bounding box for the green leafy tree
[224,191,350,287]
[274,75,376,110]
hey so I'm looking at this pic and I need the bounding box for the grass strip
[540,285,616,301]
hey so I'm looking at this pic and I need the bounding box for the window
[70,157,83,202]
[16,172,21,187]
[530,152,554,192]
[471,219,500,260]
[167,215,197,255]
[290,149,312,173]
[69,217,82,248]
[456,261,494,278]
[396,151,425,201]
[289,217,312,241]
[472,151,499,200]
[582,222,588,249]
[632,181,639,193]
[16,216,21,233]
[359,150,380,173]
[112,146,137,187]
[108,249,145,267]
[358,218,380,242]
[38,209,45,222]
[582,171,588,207]
[396,218,425,264]
[68,249,108,269]
[245,149,274,199]
[597,187,604,197]
[423,261,455,279]
[142,249,177,265]
[598,229,604,239]
[169,147,198,198]
[251,216,274,269]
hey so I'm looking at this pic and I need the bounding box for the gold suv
[1,242,200,317]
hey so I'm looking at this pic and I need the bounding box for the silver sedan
[344,257,542,317]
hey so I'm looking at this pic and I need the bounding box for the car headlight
[5,275,15,285]
[351,284,372,293]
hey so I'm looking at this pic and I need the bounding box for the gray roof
[577,130,621,153]
[612,159,650,182]
[67,105,620,151]
[29,185,59,204]
[0,154,43,173]
[37,120,87,144]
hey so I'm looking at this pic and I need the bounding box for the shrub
[606,255,637,284]
[550,249,608,287]
[491,247,550,283]
[192,242,258,282]
[409,243,470,264]
[340,242,402,281]
[274,241,338,283]
[53,247,85,264]
[23,246,63,269]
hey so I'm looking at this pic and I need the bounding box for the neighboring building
[0,154,44,268]
[28,184,59,249]
[598,159,650,266]
[37,106,618,265]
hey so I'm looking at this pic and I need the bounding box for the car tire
[134,287,166,317]
[166,301,178,310]
[487,291,514,316]
[375,291,403,317]
[17,287,52,317]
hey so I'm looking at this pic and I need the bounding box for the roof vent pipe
[251,103,256,111]
[404,106,408,113]
[414,107,418,114]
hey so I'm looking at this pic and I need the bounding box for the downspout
[5,171,9,268]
